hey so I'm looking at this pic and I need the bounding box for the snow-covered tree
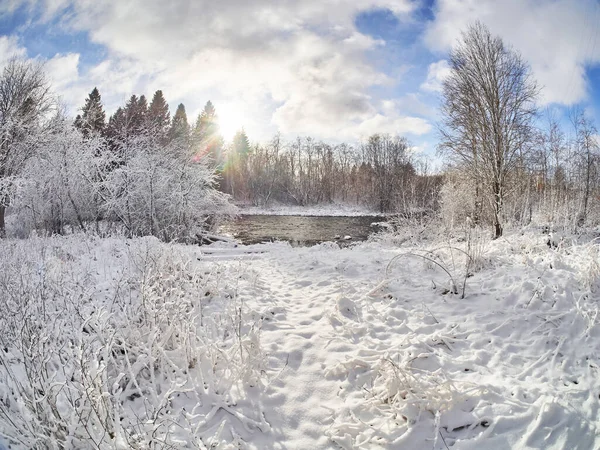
[102,132,234,241]
[0,57,55,237]
[14,117,106,235]
[74,87,105,138]
[439,22,538,238]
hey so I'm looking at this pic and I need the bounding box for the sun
[217,103,246,142]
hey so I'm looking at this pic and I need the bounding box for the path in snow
[207,237,600,449]
[248,249,353,449]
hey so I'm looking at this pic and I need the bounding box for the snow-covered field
[1,229,599,449]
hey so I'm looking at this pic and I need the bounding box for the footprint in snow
[337,297,359,320]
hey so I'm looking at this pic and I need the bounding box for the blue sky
[1,0,600,162]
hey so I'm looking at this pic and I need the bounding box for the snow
[1,229,599,448]
[237,203,385,217]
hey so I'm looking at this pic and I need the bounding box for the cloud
[3,0,435,142]
[0,35,27,68]
[45,52,78,88]
[424,0,600,106]
[353,114,431,140]
[420,60,450,93]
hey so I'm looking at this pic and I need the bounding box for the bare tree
[0,57,54,236]
[571,109,599,226]
[439,22,538,238]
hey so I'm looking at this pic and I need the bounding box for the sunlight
[217,103,246,142]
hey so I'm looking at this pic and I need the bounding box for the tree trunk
[493,216,502,238]
[0,204,5,238]
[493,182,503,239]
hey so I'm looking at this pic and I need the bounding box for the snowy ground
[236,203,385,217]
[1,229,599,449]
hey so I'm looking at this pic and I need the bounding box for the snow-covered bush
[7,118,235,241]
[102,135,235,242]
[0,236,267,449]
[11,118,106,236]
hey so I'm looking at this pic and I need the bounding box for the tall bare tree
[571,109,599,226]
[439,22,538,237]
[0,57,54,236]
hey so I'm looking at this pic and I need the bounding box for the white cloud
[0,35,27,68]
[5,0,434,142]
[44,52,84,110]
[424,0,600,106]
[353,114,431,140]
[45,52,78,89]
[420,60,451,93]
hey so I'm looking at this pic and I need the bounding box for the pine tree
[138,95,148,119]
[105,107,126,155]
[147,90,170,143]
[224,129,251,197]
[74,87,106,138]
[192,100,224,167]
[232,129,250,157]
[123,94,147,135]
[169,103,189,143]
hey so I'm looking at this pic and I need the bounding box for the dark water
[219,215,385,246]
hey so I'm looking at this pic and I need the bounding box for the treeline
[221,133,441,213]
[76,88,224,165]
[77,84,441,215]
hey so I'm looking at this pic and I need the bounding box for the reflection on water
[219,214,385,246]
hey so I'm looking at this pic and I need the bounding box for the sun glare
[217,104,246,142]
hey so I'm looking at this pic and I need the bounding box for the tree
[102,131,234,241]
[105,95,148,158]
[439,22,538,238]
[571,110,599,226]
[15,116,106,235]
[74,87,105,138]
[169,103,189,143]
[147,90,170,144]
[362,134,412,213]
[223,129,251,197]
[124,94,147,135]
[232,129,250,157]
[192,101,223,168]
[0,57,54,237]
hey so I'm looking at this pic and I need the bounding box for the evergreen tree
[169,103,189,143]
[105,107,125,155]
[123,94,147,135]
[147,90,170,143]
[138,95,148,119]
[74,87,106,138]
[224,129,251,197]
[232,129,250,157]
[192,100,223,167]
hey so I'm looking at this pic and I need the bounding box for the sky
[1,0,600,159]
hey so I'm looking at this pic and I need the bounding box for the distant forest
[80,87,441,214]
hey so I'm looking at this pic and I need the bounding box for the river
[219,214,385,246]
